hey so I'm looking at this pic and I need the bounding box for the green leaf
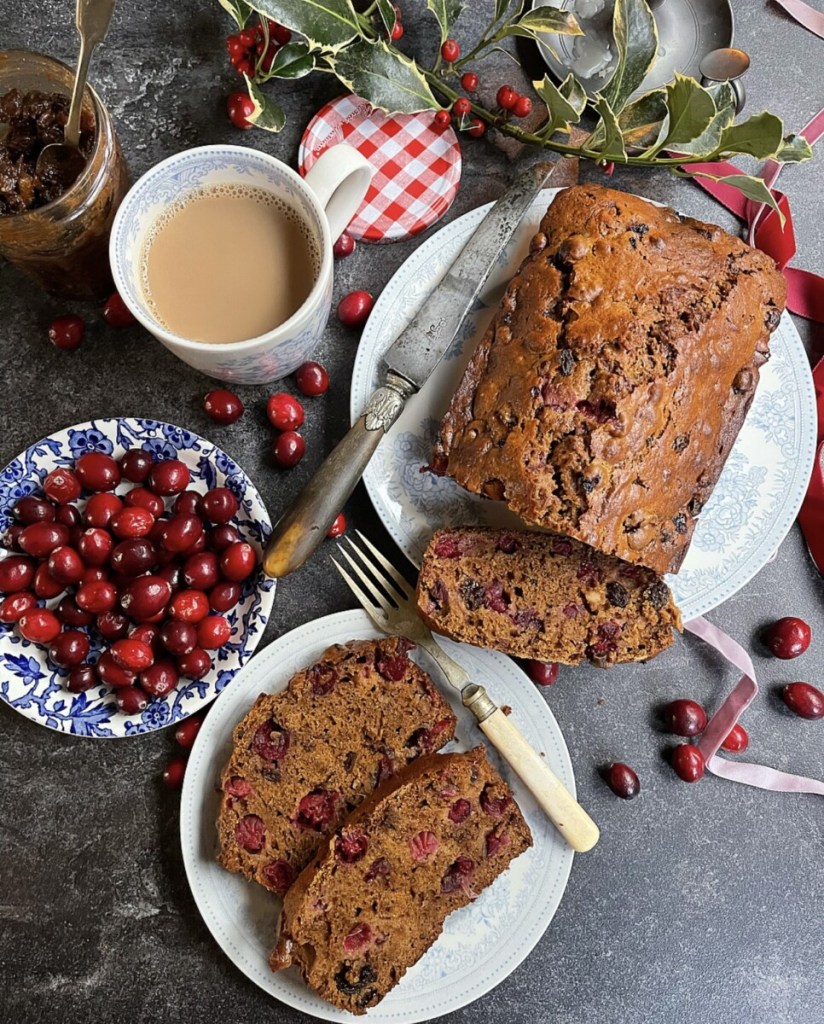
[495,0,514,20]
[247,0,360,49]
[333,40,439,114]
[533,74,584,137]
[716,111,785,159]
[684,170,785,227]
[590,93,627,161]
[775,133,814,163]
[265,41,316,78]
[602,0,658,115]
[652,72,716,151]
[614,89,667,149]
[674,81,735,156]
[559,73,587,115]
[508,7,582,35]
[420,0,465,44]
[219,0,253,28]
[244,76,286,132]
[376,0,397,35]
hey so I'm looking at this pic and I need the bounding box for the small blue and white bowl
[0,418,276,739]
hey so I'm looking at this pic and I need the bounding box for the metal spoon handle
[65,0,116,147]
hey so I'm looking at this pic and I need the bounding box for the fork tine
[337,545,397,617]
[351,531,414,603]
[331,556,389,627]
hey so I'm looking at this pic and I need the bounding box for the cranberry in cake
[416,527,681,667]
[216,637,456,893]
[270,747,532,1013]
[430,184,787,575]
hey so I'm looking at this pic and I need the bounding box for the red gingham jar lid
[299,93,462,244]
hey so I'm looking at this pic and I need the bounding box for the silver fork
[333,532,600,854]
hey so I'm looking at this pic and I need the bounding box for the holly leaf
[617,89,666,148]
[219,0,253,28]
[716,111,785,159]
[332,40,439,113]
[683,170,785,227]
[244,76,286,131]
[651,72,716,152]
[265,41,316,78]
[507,7,582,35]
[673,81,735,156]
[775,133,814,163]
[495,0,515,19]
[533,74,585,137]
[602,0,658,115]
[420,0,465,44]
[247,0,360,49]
[590,93,627,161]
[376,0,397,35]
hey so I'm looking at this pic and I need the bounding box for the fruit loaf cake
[430,184,786,575]
[416,527,681,667]
[270,746,532,1013]
[216,637,456,894]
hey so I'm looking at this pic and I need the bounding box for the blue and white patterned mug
[110,144,372,384]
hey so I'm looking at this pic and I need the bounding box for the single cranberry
[485,829,510,857]
[0,555,36,593]
[335,829,368,864]
[18,522,69,558]
[148,459,190,496]
[496,84,518,110]
[119,449,154,483]
[235,813,266,850]
[110,637,155,672]
[48,630,90,669]
[219,542,256,582]
[159,514,202,554]
[410,830,439,861]
[129,622,160,648]
[671,744,705,782]
[110,507,154,540]
[102,291,136,327]
[441,37,460,61]
[181,551,219,590]
[18,608,61,643]
[295,789,337,831]
[82,492,123,528]
[337,290,374,329]
[74,452,121,492]
[177,647,212,679]
[765,617,811,659]
[173,491,201,517]
[47,546,84,585]
[13,496,55,524]
[124,487,164,516]
[163,756,187,789]
[160,620,198,656]
[226,90,255,129]
[197,614,232,649]
[721,723,749,752]
[120,575,172,621]
[115,685,150,715]
[525,660,559,686]
[467,117,485,138]
[662,699,708,737]
[172,716,201,750]
[56,595,93,627]
[97,650,136,688]
[512,94,532,118]
[96,610,130,641]
[326,513,346,539]
[0,591,37,623]
[55,504,81,529]
[272,431,305,469]
[266,392,304,432]
[449,798,472,823]
[333,231,356,258]
[168,589,210,623]
[480,783,510,818]
[209,581,241,612]
[33,562,65,599]
[262,859,294,894]
[76,528,111,567]
[251,720,290,763]
[434,109,451,127]
[198,488,239,525]
[67,664,97,693]
[442,856,476,891]
[782,681,824,719]
[43,467,82,504]
[452,96,471,117]
[110,538,157,578]
[140,659,179,698]
[342,922,372,953]
[295,361,329,396]
[603,762,641,799]
[48,314,85,350]
[81,566,109,586]
[203,387,245,425]
[207,524,240,552]
[460,71,479,91]
[365,857,391,882]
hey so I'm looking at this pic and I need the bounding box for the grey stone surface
[1,3,822,1023]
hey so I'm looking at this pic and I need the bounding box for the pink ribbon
[684,617,824,795]
[772,0,824,39]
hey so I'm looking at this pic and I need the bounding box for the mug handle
[303,145,373,243]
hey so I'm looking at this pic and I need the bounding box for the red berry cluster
[496,84,532,119]
[225,19,291,79]
[48,291,136,353]
[0,450,259,716]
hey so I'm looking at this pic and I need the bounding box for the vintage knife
[263,161,556,578]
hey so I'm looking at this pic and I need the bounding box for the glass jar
[0,50,130,299]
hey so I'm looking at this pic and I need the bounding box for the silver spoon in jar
[35,0,117,190]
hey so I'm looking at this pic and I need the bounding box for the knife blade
[263,161,557,579]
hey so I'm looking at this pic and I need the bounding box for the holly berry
[48,314,85,351]
[227,90,255,130]
[333,231,356,259]
[441,38,460,62]
[460,72,479,92]
[235,57,253,77]
[764,616,811,659]
[272,431,305,469]
[226,34,246,63]
[266,392,304,431]
[452,97,471,117]
[102,291,136,327]
[496,85,518,110]
[204,388,244,425]
[295,361,329,396]
[604,762,640,799]
[327,513,346,539]
[782,681,824,720]
[671,744,705,782]
[434,110,451,128]
[391,20,404,40]
[720,723,749,752]
[512,95,532,118]
[337,290,374,328]
[467,117,485,138]
[270,21,292,44]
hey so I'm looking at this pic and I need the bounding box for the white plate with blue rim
[180,609,574,1022]
[0,417,276,739]
[350,187,817,622]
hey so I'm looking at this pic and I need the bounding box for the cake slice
[416,527,681,667]
[216,637,456,894]
[270,747,532,1013]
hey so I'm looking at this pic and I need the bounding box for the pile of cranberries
[0,449,259,715]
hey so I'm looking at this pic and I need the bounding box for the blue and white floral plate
[0,418,276,739]
[351,188,817,622]
[180,609,574,1022]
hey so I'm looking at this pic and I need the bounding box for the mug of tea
[109,143,372,384]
